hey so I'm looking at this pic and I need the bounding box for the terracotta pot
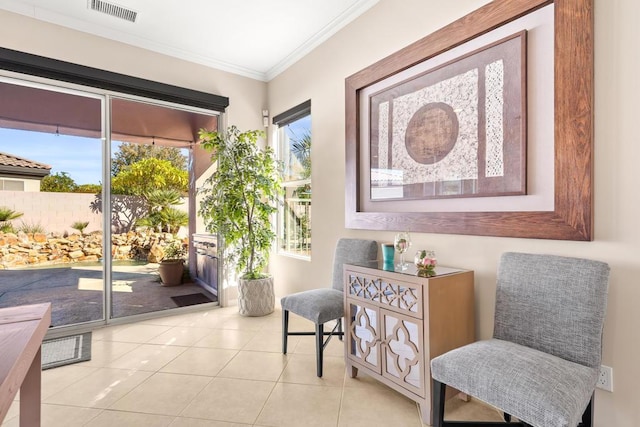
[158,260,184,286]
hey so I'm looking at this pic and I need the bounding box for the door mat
[171,293,216,307]
[42,332,92,370]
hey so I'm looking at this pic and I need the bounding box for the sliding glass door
[0,74,220,328]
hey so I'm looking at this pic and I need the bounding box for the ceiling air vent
[88,0,137,23]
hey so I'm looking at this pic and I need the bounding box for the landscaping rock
[0,230,185,269]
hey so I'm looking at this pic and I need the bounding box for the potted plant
[158,240,186,286]
[198,125,281,316]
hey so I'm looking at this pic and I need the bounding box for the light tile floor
[3,305,505,426]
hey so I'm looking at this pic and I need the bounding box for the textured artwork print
[370,31,527,201]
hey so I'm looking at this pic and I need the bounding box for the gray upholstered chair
[281,238,378,377]
[431,252,610,427]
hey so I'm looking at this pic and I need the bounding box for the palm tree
[138,189,187,233]
[291,132,311,180]
[160,207,189,234]
[0,207,23,233]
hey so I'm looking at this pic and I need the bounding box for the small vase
[414,250,437,277]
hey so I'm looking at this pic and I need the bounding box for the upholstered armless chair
[431,252,610,427]
[281,238,378,377]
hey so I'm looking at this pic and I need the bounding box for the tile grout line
[336,363,348,427]
[249,338,292,425]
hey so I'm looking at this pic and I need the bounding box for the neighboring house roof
[0,151,51,178]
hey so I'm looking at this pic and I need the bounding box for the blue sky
[284,115,311,141]
[0,128,103,185]
[0,122,302,186]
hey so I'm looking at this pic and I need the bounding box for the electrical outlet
[597,365,613,392]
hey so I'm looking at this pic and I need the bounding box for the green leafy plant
[291,131,311,180]
[111,142,186,176]
[111,158,188,196]
[198,126,281,280]
[41,172,78,192]
[18,221,45,234]
[71,221,89,234]
[75,183,102,194]
[159,207,188,234]
[0,207,23,233]
[162,240,186,261]
[137,189,188,233]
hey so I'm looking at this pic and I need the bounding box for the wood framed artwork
[345,0,593,240]
[370,31,527,202]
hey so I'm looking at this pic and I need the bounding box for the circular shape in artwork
[404,102,459,164]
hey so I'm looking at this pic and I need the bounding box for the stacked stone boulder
[0,230,185,269]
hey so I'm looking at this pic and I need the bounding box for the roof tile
[0,151,51,170]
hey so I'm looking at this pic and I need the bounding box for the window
[274,100,311,258]
[0,179,24,191]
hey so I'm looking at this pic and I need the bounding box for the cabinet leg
[419,401,432,426]
[347,364,358,378]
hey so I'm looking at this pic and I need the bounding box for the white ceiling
[0,0,379,81]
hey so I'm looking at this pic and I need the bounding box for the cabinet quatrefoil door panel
[344,264,475,425]
[383,311,425,396]
[348,304,380,370]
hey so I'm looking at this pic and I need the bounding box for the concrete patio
[0,262,217,327]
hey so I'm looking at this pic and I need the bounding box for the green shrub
[163,240,186,261]
[0,223,15,233]
[0,207,23,233]
[18,221,45,234]
[71,221,90,233]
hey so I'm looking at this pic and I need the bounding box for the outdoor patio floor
[0,262,217,327]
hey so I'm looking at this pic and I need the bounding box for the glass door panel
[0,79,104,327]
[109,97,219,319]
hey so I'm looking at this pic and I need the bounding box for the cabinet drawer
[346,268,423,319]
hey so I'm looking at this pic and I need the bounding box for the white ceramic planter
[237,276,275,316]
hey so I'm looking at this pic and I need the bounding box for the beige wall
[0,9,266,133]
[1,191,102,233]
[268,0,639,425]
[1,191,191,237]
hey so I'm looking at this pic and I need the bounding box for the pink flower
[416,252,436,269]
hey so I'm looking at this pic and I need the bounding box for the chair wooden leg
[282,310,289,354]
[316,323,324,377]
[432,379,446,427]
[338,318,343,341]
